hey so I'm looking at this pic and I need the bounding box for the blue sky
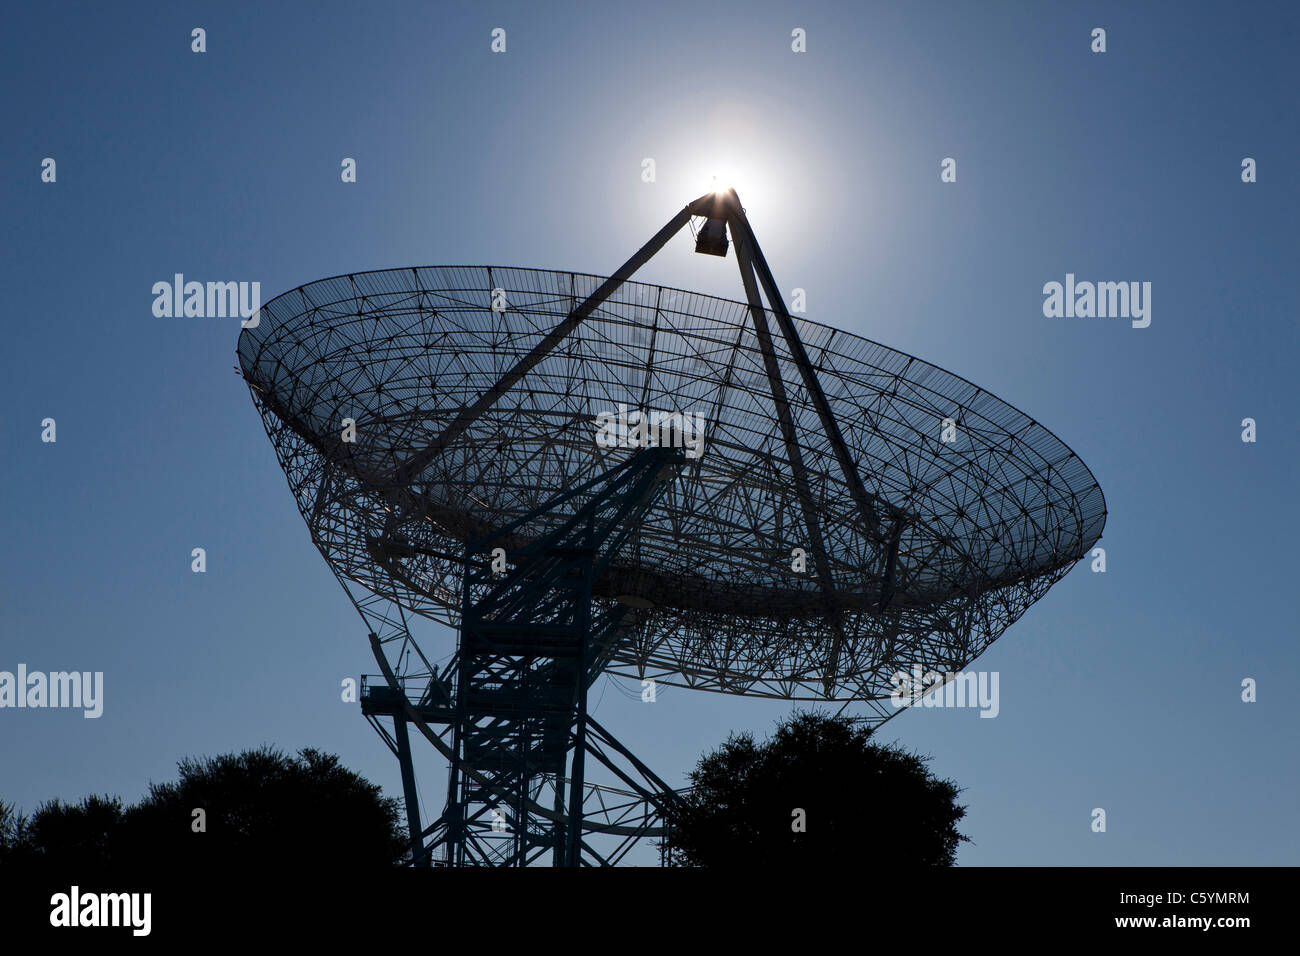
[2,0,1297,865]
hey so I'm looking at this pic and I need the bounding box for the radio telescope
[238,188,1105,866]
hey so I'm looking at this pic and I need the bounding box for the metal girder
[732,225,853,692]
[392,193,717,488]
[721,189,906,545]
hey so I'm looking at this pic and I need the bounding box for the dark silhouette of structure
[238,188,1105,866]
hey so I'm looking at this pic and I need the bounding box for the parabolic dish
[238,265,1105,701]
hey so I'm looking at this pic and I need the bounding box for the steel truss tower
[364,443,686,866]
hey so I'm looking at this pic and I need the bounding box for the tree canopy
[663,712,968,867]
[0,746,406,871]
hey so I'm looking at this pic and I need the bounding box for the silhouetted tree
[0,747,406,871]
[0,795,122,871]
[663,712,968,867]
[121,746,406,868]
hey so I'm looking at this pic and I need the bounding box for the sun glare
[683,151,787,235]
[694,160,768,213]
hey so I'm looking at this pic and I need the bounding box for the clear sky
[2,0,1297,865]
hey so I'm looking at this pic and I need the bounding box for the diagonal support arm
[723,190,904,547]
[393,193,717,486]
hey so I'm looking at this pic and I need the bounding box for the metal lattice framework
[238,189,1105,864]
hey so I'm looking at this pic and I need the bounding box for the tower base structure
[363,445,685,866]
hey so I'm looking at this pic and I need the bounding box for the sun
[692,160,770,215]
[707,170,737,193]
[681,151,785,233]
